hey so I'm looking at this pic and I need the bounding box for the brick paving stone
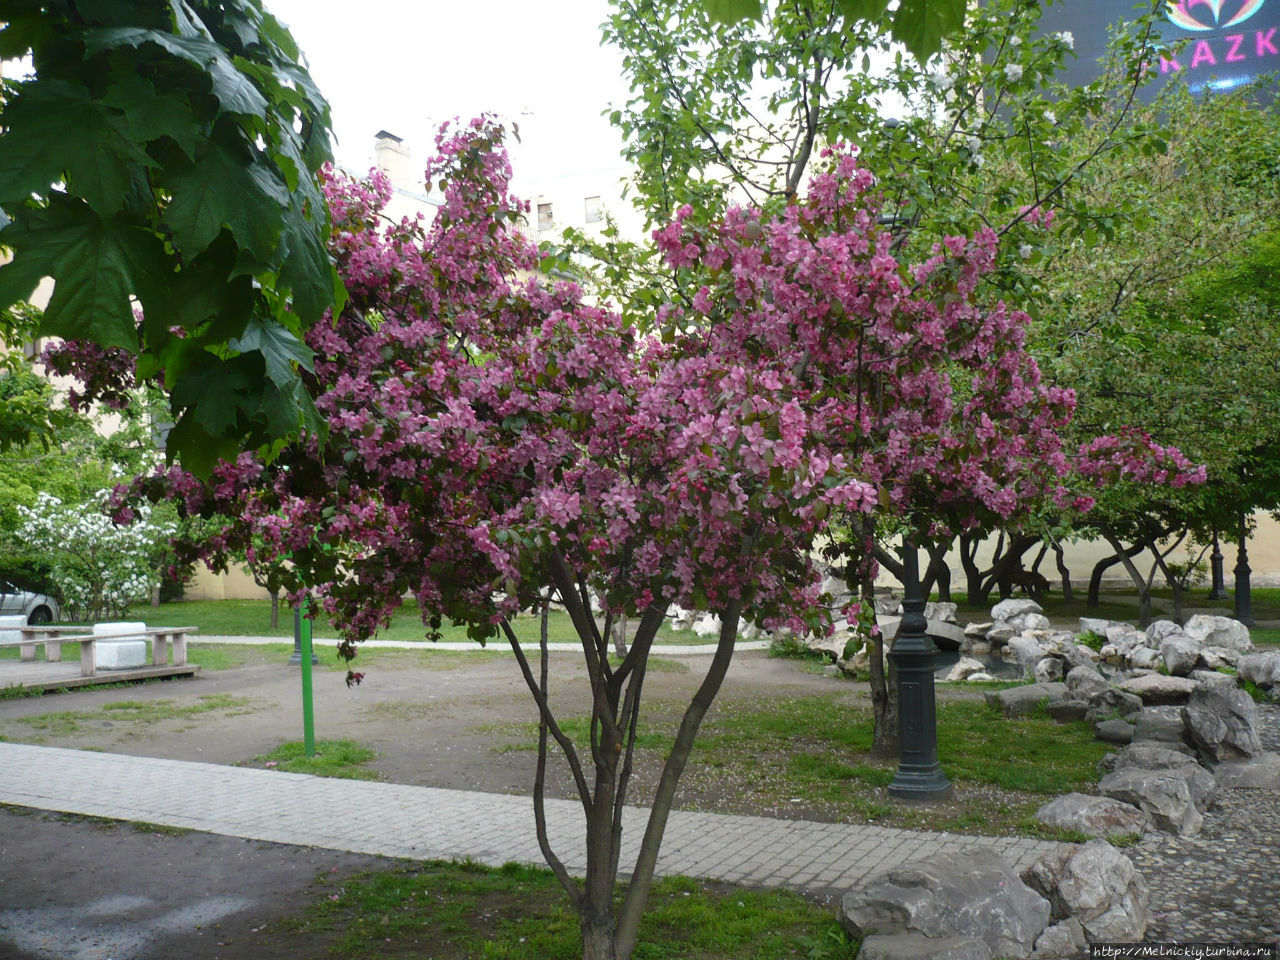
[0,741,1066,896]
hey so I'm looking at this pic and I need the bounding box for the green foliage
[290,859,855,959]
[1078,630,1105,652]
[0,1,339,474]
[249,739,381,779]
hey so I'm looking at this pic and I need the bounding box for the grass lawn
[99,599,710,647]
[284,859,855,959]
[495,691,1113,837]
[248,738,382,780]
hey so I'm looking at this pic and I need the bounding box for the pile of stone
[976,601,1280,838]
[839,842,1148,959]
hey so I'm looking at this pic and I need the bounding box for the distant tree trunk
[270,590,280,630]
[920,539,952,602]
[611,617,628,659]
[1052,542,1074,603]
[959,534,983,600]
[1102,533,1157,626]
[1087,542,1145,608]
[865,524,898,758]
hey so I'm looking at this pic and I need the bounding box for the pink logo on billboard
[1166,0,1266,32]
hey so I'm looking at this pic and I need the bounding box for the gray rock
[962,640,994,656]
[1238,651,1280,688]
[1119,673,1199,705]
[964,621,993,639]
[1107,624,1150,651]
[1160,636,1202,677]
[1065,665,1109,698]
[1211,751,1280,789]
[1030,918,1087,959]
[1181,685,1263,761]
[1044,699,1089,723]
[1183,614,1253,653]
[1188,669,1238,689]
[943,656,989,682]
[1034,657,1065,684]
[1097,742,1197,775]
[839,849,1049,958]
[1010,612,1052,633]
[1078,617,1111,638]
[1132,709,1188,745]
[1034,793,1148,838]
[1198,645,1241,671]
[1054,840,1149,942]
[858,933,992,960]
[966,672,997,683]
[1145,619,1185,643]
[986,623,1018,645]
[986,682,1068,718]
[992,598,1044,621]
[874,597,902,617]
[1099,767,1203,836]
[1093,719,1134,744]
[1128,647,1163,671]
[1058,643,1098,671]
[1004,636,1048,676]
[1085,688,1145,724]
[925,602,959,623]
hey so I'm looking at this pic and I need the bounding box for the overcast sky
[265,0,634,193]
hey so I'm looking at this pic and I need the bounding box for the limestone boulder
[992,598,1044,622]
[1119,673,1198,705]
[1145,619,1185,643]
[1159,636,1202,677]
[1030,919,1087,959]
[1084,688,1145,724]
[1181,685,1263,762]
[1010,612,1052,633]
[1238,651,1280,689]
[1078,617,1111,638]
[1034,793,1147,839]
[1199,646,1241,671]
[1098,767,1203,836]
[1188,669,1238,690]
[1128,647,1162,671]
[839,849,1049,959]
[1003,635,1048,677]
[943,656,988,683]
[986,623,1018,645]
[1044,699,1089,723]
[1093,719,1135,744]
[986,682,1068,718]
[1131,709,1189,746]
[1211,752,1280,789]
[1052,841,1149,942]
[964,621,993,639]
[925,602,959,623]
[966,672,997,683]
[1182,615,1253,653]
[1065,665,1109,699]
[1097,742,1197,775]
[1034,657,1065,684]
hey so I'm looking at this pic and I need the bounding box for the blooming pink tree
[116,123,1192,960]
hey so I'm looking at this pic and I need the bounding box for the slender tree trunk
[1103,533,1154,626]
[269,590,280,630]
[959,534,983,600]
[1087,542,1145,607]
[1052,542,1074,603]
[921,539,952,602]
[611,616,628,658]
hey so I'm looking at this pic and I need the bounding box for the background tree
[0,1,337,475]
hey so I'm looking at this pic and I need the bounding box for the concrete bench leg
[153,635,168,666]
[80,640,96,677]
[45,641,62,663]
[172,633,187,667]
[20,643,36,662]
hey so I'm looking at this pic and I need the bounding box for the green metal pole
[300,602,316,757]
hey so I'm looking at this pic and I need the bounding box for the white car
[0,581,61,625]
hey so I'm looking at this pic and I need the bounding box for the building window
[584,195,603,224]
[537,202,554,232]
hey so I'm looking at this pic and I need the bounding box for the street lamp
[888,538,953,800]
[1207,531,1228,601]
[1234,514,1255,627]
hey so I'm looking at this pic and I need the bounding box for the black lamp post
[888,538,953,800]
[1207,531,1228,601]
[1234,514,1254,628]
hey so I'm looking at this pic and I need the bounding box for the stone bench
[3,624,197,676]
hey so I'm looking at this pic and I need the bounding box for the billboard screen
[1037,0,1280,96]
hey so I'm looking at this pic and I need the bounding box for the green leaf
[274,201,336,324]
[103,75,203,160]
[890,0,966,63]
[836,0,890,23]
[228,313,315,388]
[0,197,159,349]
[703,0,762,25]
[162,133,290,262]
[0,80,151,216]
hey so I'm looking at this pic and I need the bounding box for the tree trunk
[581,917,617,960]
[921,539,952,602]
[1052,542,1074,603]
[269,591,280,630]
[959,534,983,600]
[1103,533,1154,626]
[611,616,628,658]
[1087,542,1144,607]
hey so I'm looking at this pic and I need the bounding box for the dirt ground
[0,648,875,960]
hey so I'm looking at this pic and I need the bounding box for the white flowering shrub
[16,490,175,621]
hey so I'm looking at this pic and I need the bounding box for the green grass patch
[9,693,256,738]
[1252,627,1280,649]
[283,859,855,959]
[250,739,381,780]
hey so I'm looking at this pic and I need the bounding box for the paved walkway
[0,742,1065,895]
